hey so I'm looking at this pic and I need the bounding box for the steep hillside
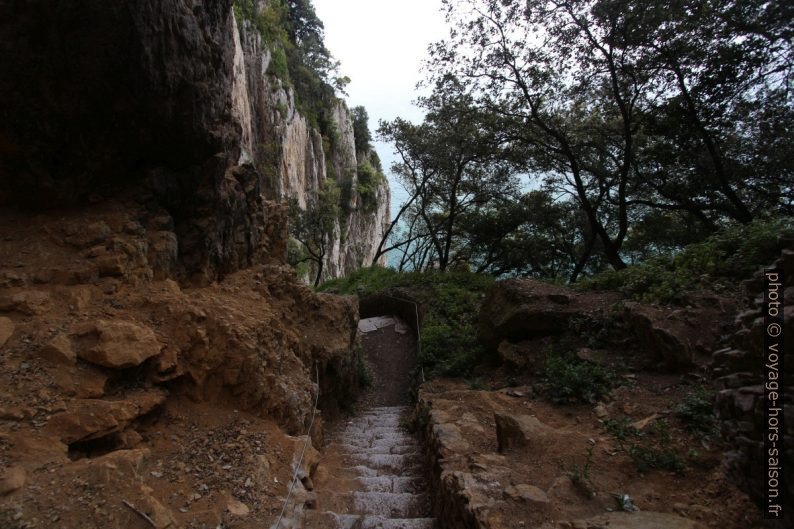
[0,1,386,527]
[0,0,389,284]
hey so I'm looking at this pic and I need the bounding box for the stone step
[356,476,427,494]
[317,492,430,519]
[342,426,411,438]
[326,442,420,457]
[304,511,436,529]
[337,433,415,448]
[343,453,423,474]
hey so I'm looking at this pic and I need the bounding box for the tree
[377,83,518,271]
[425,0,793,277]
[288,179,340,286]
[351,106,372,155]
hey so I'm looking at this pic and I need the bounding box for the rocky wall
[711,238,794,527]
[0,0,389,284]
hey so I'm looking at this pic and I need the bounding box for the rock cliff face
[0,0,389,284]
[231,12,389,280]
[0,2,384,526]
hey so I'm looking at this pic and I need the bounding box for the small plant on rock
[674,387,719,443]
[628,444,685,474]
[544,352,618,404]
[603,417,641,441]
[561,444,596,497]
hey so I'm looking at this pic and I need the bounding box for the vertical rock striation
[230,5,389,280]
[0,0,389,283]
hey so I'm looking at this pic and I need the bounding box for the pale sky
[312,0,448,213]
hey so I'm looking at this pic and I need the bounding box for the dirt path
[359,318,417,407]
[302,317,434,529]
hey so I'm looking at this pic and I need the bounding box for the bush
[356,162,385,213]
[318,267,494,377]
[603,417,641,441]
[628,444,685,474]
[674,387,719,442]
[577,217,794,304]
[544,353,618,404]
[267,46,290,81]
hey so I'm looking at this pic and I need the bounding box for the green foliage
[466,377,486,390]
[234,0,290,50]
[267,46,290,81]
[674,387,719,442]
[356,162,385,213]
[628,444,685,474]
[288,179,341,286]
[603,417,641,441]
[351,106,373,154]
[560,444,595,496]
[603,416,687,474]
[318,267,495,377]
[287,238,311,279]
[578,217,794,303]
[544,352,618,404]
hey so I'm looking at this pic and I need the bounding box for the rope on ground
[271,361,320,529]
[381,294,424,383]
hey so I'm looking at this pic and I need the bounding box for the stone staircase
[303,406,435,529]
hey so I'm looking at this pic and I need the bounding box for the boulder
[227,499,250,517]
[496,339,546,368]
[503,484,549,505]
[478,279,619,354]
[0,290,52,315]
[494,412,554,452]
[46,390,166,444]
[0,316,14,348]
[0,466,27,495]
[623,302,721,368]
[39,334,76,364]
[73,320,162,368]
[479,279,577,350]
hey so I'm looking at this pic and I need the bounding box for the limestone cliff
[0,2,385,526]
[0,0,389,283]
[231,11,389,281]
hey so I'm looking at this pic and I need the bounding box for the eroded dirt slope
[0,203,360,528]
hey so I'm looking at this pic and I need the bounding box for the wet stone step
[328,443,420,456]
[304,511,436,529]
[303,401,435,529]
[356,476,427,494]
[319,492,430,518]
[343,453,423,473]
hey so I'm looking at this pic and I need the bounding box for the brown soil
[419,367,765,529]
[0,204,358,528]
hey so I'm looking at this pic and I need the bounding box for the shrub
[603,417,641,441]
[318,267,494,377]
[267,46,289,82]
[577,217,794,304]
[674,387,719,442]
[628,444,685,474]
[560,444,595,496]
[356,162,385,212]
[544,353,618,404]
